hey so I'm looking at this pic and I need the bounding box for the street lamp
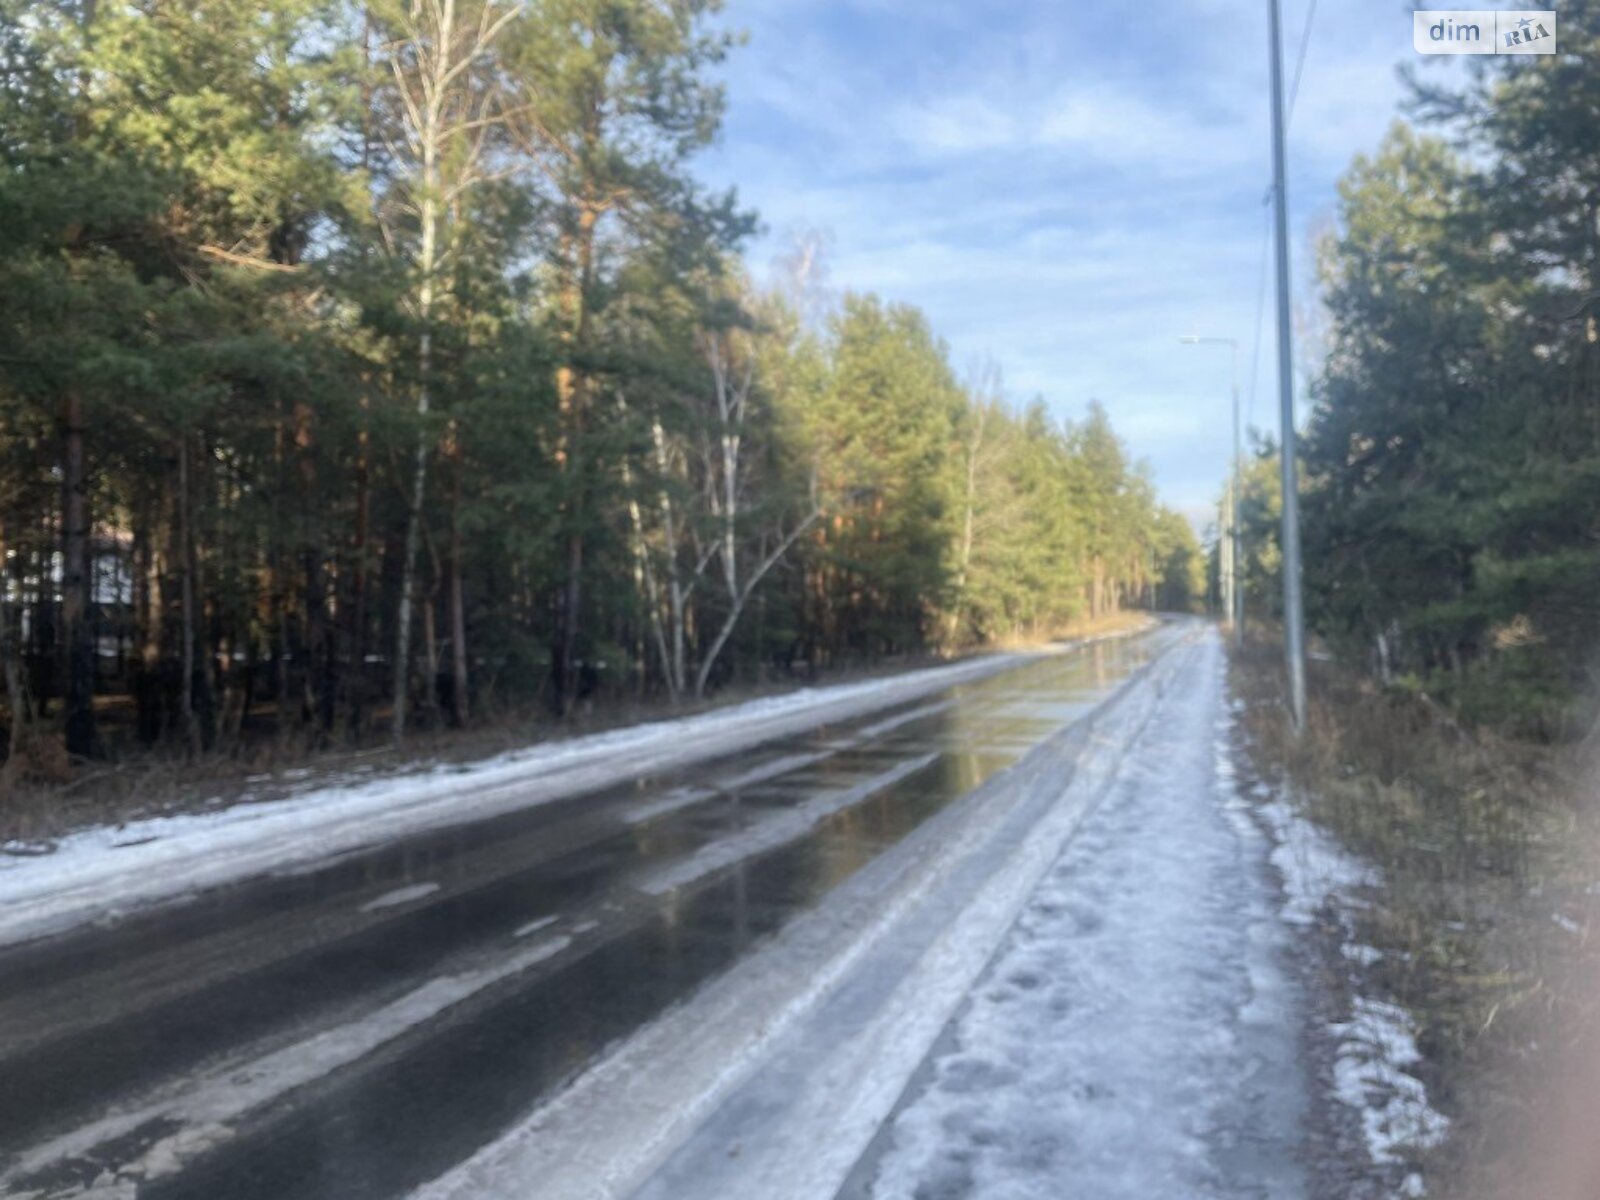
[1180,335,1243,645]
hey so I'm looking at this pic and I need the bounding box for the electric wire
[1247,0,1318,439]
[1287,0,1319,123]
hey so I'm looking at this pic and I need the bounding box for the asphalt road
[0,627,1177,1200]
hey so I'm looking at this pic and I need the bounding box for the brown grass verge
[1229,629,1600,1198]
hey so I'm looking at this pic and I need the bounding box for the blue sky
[696,0,1467,526]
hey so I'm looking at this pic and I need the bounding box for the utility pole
[1222,477,1234,629]
[1267,0,1307,731]
[1230,348,1243,642]
[1180,335,1244,646]
[1218,479,1232,630]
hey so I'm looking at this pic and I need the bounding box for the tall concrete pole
[1267,0,1308,731]
[1229,341,1244,645]
[1221,478,1234,633]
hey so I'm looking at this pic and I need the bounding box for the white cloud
[699,0,1425,513]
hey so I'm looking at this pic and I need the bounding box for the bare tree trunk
[649,417,689,697]
[140,498,169,742]
[551,193,601,715]
[304,548,334,734]
[276,584,291,733]
[447,552,468,724]
[292,404,335,736]
[385,0,518,737]
[392,94,440,740]
[344,14,376,740]
[177,439,200,757]
[554,531,583,712]
[447,422,468,726]
[347,391,372,736]
[0,520,32,795]
[60,391,95,759]
[690,329,821,695]
[423,589,439,717]
[49,0,101,763]
[0,637,26,794]
[617,398,673,695]
[694,510,820,699]
[393,306,431,741]
[948,397,988,644]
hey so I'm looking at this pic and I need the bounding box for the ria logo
[1412,10,1557,54]
[1501,13,1553,48]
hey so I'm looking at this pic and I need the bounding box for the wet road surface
[0,628,1178,1200]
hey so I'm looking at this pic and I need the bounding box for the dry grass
[1230,631,1600,1197]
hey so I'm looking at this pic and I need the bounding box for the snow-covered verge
[855,631,1309,1200]
[0,635,1158,951]
[1236,699,1451,1198]
[408,625,1197,1200]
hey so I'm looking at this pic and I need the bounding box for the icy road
[0,620,1313,1200]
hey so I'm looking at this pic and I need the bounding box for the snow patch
[1331,999,1450,1166]
[0,648,1061,948]
[1234,712,1449,1187]
[359,882,441,912]
[853,700,954,740]
[1256,797,1378,927]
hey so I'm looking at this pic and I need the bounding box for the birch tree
[508,0,740,714]
[690,324,821,696]
[375,0,521,737]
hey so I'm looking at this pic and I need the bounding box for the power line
[1247,0,1316,438]
[1287,0,1320,123]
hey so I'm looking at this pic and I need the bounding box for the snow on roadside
[1332,999,1450,1178]
[0,643,1102,950]
[1255,793,1378,930]
[1235,702,1449,1196]
[863,631,1308,1200]
[0,624,1159,951]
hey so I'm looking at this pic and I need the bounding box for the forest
[1235,1,1600,741]
[0,0,1204,774]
